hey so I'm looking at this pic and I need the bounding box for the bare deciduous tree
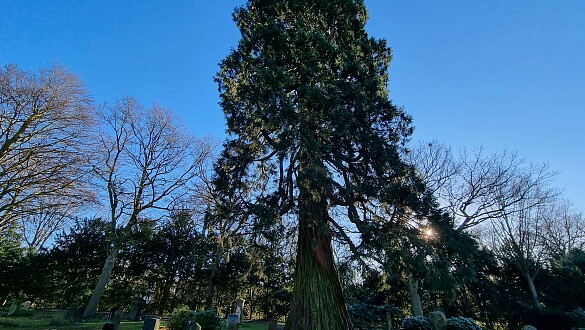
[539,199,585,259]
[0,64,95,233]
[488,196,549,310]
[83,97,213,317]
[16,196,85,252]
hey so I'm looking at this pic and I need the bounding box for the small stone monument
[7,301,19,316]
[20,301,32,310]
[428,311,447,330]
[142,316,160,330]
[228,322,238,330]
[65,303,78,320]
[73,305,86,323]
[49,311,67,326]
[226,314,240,328]
[111,310,123,330]
[128,300,146,321]
[235,298,245,322]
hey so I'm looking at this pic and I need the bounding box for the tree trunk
[525,273,542,310]
[407,275,423,316]
[284,158,353,330]
[206,237,224,308]
[83,241,121,318]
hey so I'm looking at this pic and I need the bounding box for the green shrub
[446,316,482,330]
[167,306,220,330]
[348,303,401,328]
[167,305,196,330]
[193,310,221,330]
[402,316,432,330]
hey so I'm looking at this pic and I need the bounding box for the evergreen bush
[446,316,483,330]
[167,306,221,330]
[402,316,432,330]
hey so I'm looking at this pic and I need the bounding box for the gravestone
[142,316,160,330]
[268,319,278,330]
[65,303,78,320]
[226,314,240,328]
[49,311,67,326]
[128,300,146,321]
[234,298,245,321]
[111,310,123,330]
[7,301,19,316]
[428,311,447,330]
[523,326,538,330]
[228,322,238,330]
[20,301,32,310]
[109,306,120,321]
[73,305,86,323]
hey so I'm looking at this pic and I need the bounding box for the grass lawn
[0,309,145,330]
[0,309,275,330]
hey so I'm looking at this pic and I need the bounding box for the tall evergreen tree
[215,1,424,329]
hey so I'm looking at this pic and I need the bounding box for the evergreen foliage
[214,0,428,328]
[446,316,482,330]
[402,316,432,330]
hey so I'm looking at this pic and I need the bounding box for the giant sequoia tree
[215,1,426,329]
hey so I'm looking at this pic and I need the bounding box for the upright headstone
[235,298,245,321]
[128,300,146,321]
[226,314,240,328]
[228,322,238,330]
[142,316,160,330]
[73,305,86,323]
[268,319,278,330]
[49,311,67,326]
[7,301,19,316]
[523,326,538,330]
[65,303,78,320]
[109,306,120,321]
[111,310,123,330]
[428,311,447,330]
[20,301,32,310]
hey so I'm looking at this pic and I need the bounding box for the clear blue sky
[1,1,584,210]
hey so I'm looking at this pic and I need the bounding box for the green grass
[0,309,278,330]
[0,309,144,330]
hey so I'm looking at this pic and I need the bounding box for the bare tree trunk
[83,242,121,318]
[525,273,542,310]
[206,237,224,308]
[407,275,423,316]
